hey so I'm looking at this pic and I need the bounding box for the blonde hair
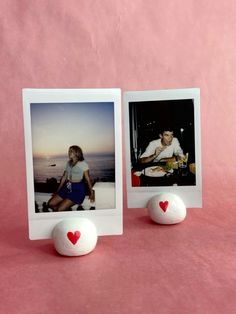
[69,145,84,162]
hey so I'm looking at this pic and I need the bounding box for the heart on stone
[159,201,169,212]
[67,231,81,245]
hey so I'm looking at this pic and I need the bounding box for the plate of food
[144,166,166,177]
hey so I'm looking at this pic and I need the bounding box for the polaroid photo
[23,88,122,239]
[123,88,202,208]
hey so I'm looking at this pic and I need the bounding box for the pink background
[0,1,235,313]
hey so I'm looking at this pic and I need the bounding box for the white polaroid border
[23,88,122,239]
[124,88,202,208]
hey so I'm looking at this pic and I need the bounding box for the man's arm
[159,156,176,162]
[139,153,157,164]
[139,146,167,163]
[173,138,184,157]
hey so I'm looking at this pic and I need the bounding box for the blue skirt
[57,181,86,205]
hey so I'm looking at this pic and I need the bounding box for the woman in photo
[48,145,95,211]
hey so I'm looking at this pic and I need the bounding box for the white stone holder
[147,193,186,224]
[52,218,98,256]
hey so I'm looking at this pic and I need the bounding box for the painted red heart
[67,231,81,245]
[159,201,169,212]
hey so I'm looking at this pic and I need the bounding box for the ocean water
[33,153,115,183]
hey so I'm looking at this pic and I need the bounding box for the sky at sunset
[30,102,115,157]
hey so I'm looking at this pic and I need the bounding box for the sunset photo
[30,101,116,212]
[23,88,122,238]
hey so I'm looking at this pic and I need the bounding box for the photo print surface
[23,89,122,239]
[31,101,115,213]
[124,88,202,208]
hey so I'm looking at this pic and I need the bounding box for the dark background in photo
[129,99,195,166]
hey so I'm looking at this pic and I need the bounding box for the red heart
[67,231,81,245]
[159,201,169,212]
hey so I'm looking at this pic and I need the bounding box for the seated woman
[48,145,94,211]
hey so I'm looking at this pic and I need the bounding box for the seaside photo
[23,88,122,239]
[31,101,115,213]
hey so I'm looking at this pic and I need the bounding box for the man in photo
[139,127,184,163]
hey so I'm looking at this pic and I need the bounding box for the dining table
[132,161,196,187]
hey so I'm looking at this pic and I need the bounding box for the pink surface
[0,0,236,313]
[1,208,235,313]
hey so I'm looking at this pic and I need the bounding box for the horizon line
[33,151,115,158]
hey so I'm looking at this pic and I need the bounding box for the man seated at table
[139,127,184,163]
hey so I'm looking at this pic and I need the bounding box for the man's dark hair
[158,125,174,135]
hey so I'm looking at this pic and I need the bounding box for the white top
[65,160,89,182]
[140,138,183,162]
